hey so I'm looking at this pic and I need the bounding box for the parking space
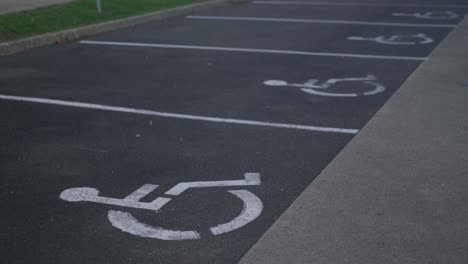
[0,46,418,129]
[200,3,466,24]
[87,15,450,58]
[1,100,351,263]
[0,1,466,263]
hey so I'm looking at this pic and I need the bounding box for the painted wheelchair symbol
[347,33,433,45]
[264,75,385,97]
[60,173,263,240]
[392,11,459,20]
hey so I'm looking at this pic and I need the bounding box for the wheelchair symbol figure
[347,33,433,45]
[60,173,263,240]
[392,11,459,20]
[264,75,385,97]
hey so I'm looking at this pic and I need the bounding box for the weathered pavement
[0,0,467,263]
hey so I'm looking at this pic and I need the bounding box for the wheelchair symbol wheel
[60,173,263,240]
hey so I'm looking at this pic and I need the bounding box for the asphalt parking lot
[1,1,467,263]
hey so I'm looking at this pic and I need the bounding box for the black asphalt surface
[1,1,467,263]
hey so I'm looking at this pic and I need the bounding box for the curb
[0,0,246,56]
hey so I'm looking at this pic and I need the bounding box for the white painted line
[210,190,263,235]
[165,173,261,196]
[80,40,427,61]
[187,15,457,28]
[253,1,468,8]
[108,210,201,240]
[0,94,358,134]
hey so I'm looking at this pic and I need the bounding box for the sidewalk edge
[239,14,468,264]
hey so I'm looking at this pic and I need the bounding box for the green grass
[0,0,205,42]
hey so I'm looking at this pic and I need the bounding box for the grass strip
[0,0,205,42]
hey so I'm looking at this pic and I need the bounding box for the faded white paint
[347,33,434,45]
[264,75,386,97]
[60,186,172,211]
[123,184,159,202]
[264,80,289,86]
[80,40,427,61]
[253,1,468,8]
[210,190,263,235]
[0,94,359,134]
[165,173,261,196]
[393,11,460,20]
[187,15,456,28]
[108,210,201,240]
[60,173,264,240]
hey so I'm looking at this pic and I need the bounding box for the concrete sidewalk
[0,0,73,15]
[240,14,468,264]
